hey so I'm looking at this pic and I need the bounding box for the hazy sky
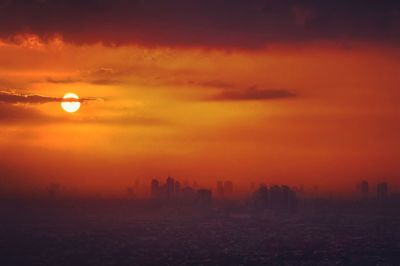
[0,0,399,196]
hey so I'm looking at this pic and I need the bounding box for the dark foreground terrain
[0,199,399,266]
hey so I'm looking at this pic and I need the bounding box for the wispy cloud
[206,87,296,101]
[0,91,94,104]
[46,77,80,84]
[0,102,167,126]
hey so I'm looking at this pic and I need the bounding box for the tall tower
[151,179,159,198]
[358,180,369,199]
[224,181,233,197]
[377,182,388,200]
[217,181,224,198]
[166,176,175,198]
[174,180,181,196]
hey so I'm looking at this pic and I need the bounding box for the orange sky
[0,34,399,197]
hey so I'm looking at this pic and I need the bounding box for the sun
[61,92,80,113]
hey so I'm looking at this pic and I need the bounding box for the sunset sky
[0,0,399,196]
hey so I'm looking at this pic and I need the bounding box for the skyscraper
[224,181,233,196]
[174,180,181,196]
[377,182,388,200]
[151,179,159,198]
[166,176,175,198]
[197,189,212,205]
[252,185,269,209]
[216,181,224,198]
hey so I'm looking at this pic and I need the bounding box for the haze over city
[0,1,400,265]
[0,0,399,199]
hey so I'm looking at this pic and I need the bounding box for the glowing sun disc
[61,93,80,113]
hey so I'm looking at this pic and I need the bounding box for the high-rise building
[224,181,233,195]
[151,179,159,198]
[181,186,196,201]
[269,185,283,209]
[216,181,224,198]
[166,176,175,197]
[197,189,212,205]
[377,182,388,200]
[282,185,291,208]
[268,185,297,212]
[252,185,269,209]
[174,181,181,196]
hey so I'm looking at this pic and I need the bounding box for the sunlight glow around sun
[61,92,80,113]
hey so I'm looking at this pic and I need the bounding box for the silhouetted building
[252,185,269,209]
[181,186,196,201]
[377,182,388,200]
[268,185,297,212]
[151,179,160,198]
[166,176,175,198]
[269,185,282,209]
[174,181,181,196]
[216,181,224,198]
[282,186,292,208]
[151,176,201,201]
[197,189,212,205]
[224,181,233,195]
[282,185,297,211]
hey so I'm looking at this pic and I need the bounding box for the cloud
[0,102,167,126]
[81,115,169,126]
[207,87,296,101]
[0,103,58,124]
[0,0,398,48]
[0,91,93,104]
[46,77,80,84]
[46,77,121,86]
[45,67,126,86]
[0,96,165,126]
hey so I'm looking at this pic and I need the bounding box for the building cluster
[357,180,389,200]
[252,185,297,212]
[150,177,212,204]
[216,180,234,198]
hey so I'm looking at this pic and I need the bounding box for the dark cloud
[0,0,398,48]
[0,103,58,124]
[48,67,127,85]
[0,91,93,104]
[90,79,122,85]
[0,102,166,126]
[0,96,165,126]
[46,77,80,84]
[207,87,296,101]
[46,77,121,85]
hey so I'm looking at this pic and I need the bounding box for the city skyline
[0,1,399,196]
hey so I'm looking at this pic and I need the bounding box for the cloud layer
[0,0,398,48]
[0,91,90,104]
[208,87,296,101]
